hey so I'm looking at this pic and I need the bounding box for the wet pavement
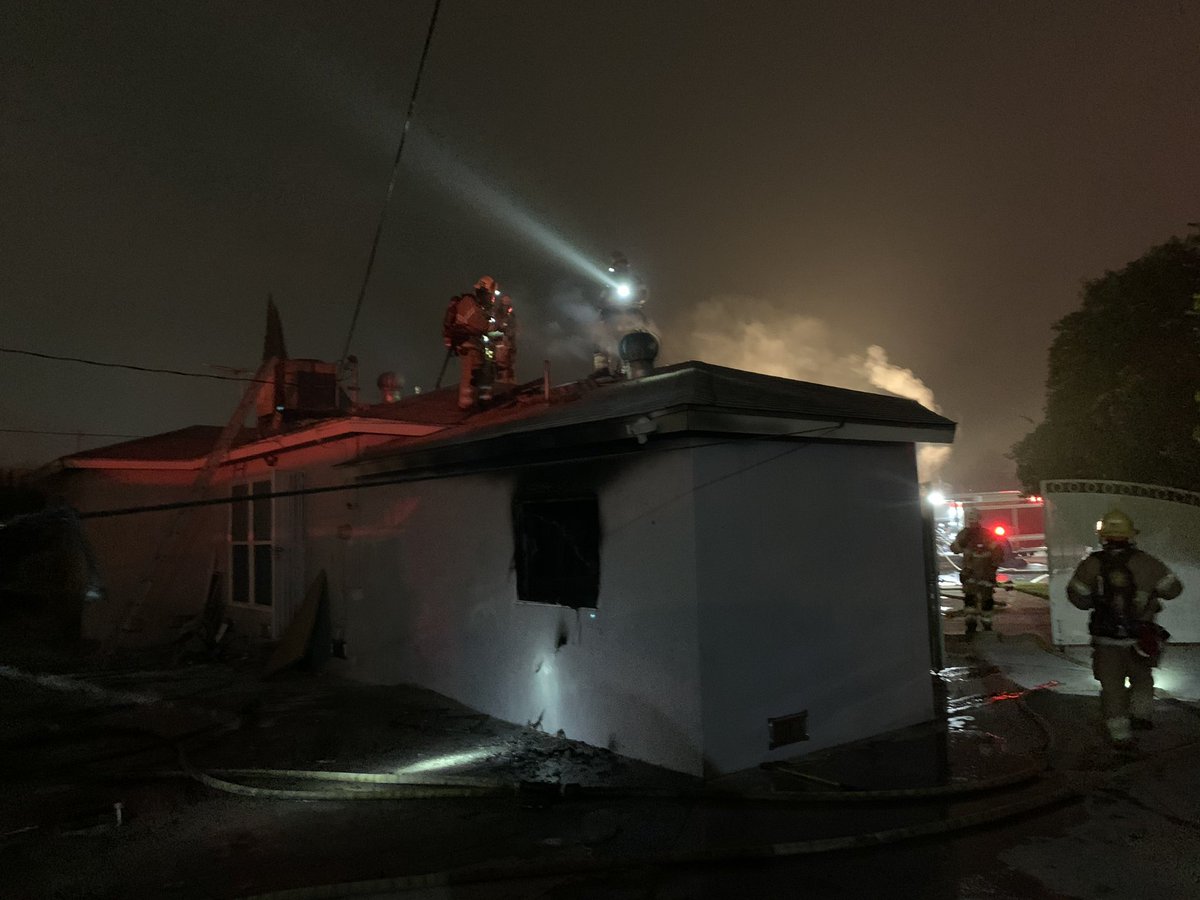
[2,592,1200,899]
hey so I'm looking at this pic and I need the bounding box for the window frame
[513,494,601,609]
[229,478,274,608]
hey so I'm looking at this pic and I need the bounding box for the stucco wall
[49,434,401,647]
[1044,482,1200,645]
[692,439,935,774]
[52,470,226,645]
[325,449,706,774]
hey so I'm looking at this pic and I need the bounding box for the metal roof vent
[618,331,659,379]
[377,371,402,403]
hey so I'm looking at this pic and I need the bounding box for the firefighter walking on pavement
[951,508,1004,636]
[1067,509,1183,746]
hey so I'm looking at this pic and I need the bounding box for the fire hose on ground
[159,698,1081,900]
[0,663,1138,898]
[232,784,1082,900]
[206,730,1200,900]
[175,683,1062,805]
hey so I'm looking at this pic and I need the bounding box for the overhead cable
[0,427,145,439]
[76,424,849,520]
[0,346,271,385]
[337,0,444,366]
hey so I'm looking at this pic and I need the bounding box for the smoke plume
[673,296,951,481]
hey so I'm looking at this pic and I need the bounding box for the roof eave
[59,418,445,470]
[352,406,956,479]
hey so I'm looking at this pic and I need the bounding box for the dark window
[231,545,250,604]
[514,497,600,608]
[253,544,273,606]
[252,480,272,540]
[230,484,248,542]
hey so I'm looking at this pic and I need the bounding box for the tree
[1012,234,1200,493]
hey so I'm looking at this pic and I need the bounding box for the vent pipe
[377,371,402,403]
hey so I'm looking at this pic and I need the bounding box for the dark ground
[2,595,1199,900]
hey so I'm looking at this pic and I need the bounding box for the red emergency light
[993,525,1006,536]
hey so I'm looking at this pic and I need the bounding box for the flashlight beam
[408,134,622,289]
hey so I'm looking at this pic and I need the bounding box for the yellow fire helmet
[1098,508,1137,541]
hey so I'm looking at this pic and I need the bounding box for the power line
[338,0,443,366]
[0,427,145,439]
[0,346,272,385]
[75,423,848,520]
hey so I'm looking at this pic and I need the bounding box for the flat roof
[352,360,956,477]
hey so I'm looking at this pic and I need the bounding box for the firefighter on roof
[492,292,517,385]
[442,276,500,410]
[593,250,650,377]
[950,508,1003,636]
[1067,509,1182,746]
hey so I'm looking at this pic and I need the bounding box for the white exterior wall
[692,440,935,774]
[58,434,398,646]
[323,450,706,775]
[1044,482,1200,645]
[60,471,226,644]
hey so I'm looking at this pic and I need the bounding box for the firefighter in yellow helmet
[441,276,499,409]
[1067,509,1183,746]
[950,508,1004,636]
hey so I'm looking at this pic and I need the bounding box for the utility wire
[337,0,443,367]
[75,423,849,520]
[0,346,272,385]
[0,428,145,439]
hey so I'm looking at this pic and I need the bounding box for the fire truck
[929,490,1047,581]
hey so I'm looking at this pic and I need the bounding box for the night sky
[4,1,1199,488]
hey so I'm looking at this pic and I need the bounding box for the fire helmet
[1098,509,1137,541]
[474,276,499,296]
[607,251,629,274]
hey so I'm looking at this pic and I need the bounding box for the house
[38,339,955,775]
[34,368,462,647]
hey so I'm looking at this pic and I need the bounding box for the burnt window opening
[514,496,600,608]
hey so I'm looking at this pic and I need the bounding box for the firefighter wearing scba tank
[442,276,501,410]
[1067,509,1183,746]
[950,508,1003,636]
[491,292,517,385]
[593,250,649,377]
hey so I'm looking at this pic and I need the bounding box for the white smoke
[532,282,664,371]
[674,296,951,481]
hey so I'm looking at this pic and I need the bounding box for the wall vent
[767,710,809,749]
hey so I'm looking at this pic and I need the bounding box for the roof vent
[618,331,659,379]
[377,371,403,403]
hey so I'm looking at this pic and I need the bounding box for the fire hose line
[176,697,1055,804]
[180,762,1046,803]
[233,784,1082,900]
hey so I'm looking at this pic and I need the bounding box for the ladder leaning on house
[98,357,279,658]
